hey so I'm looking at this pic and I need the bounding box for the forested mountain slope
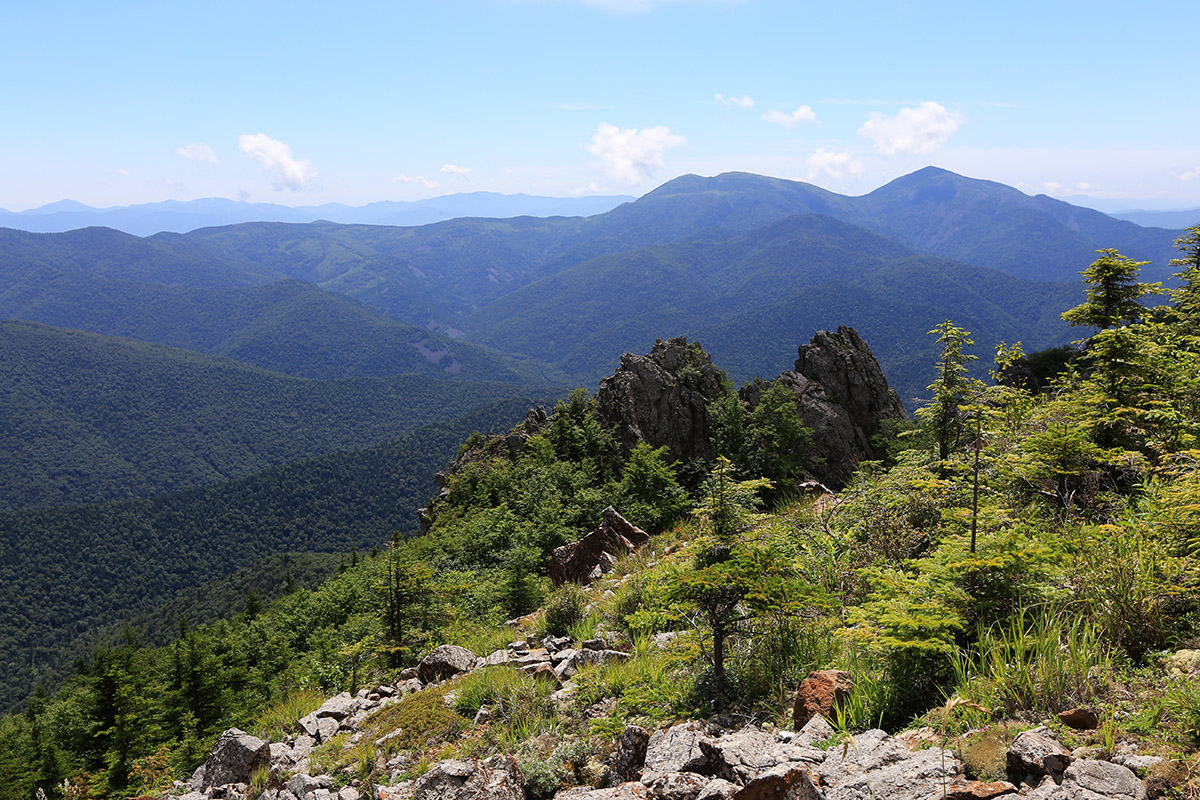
[0,276,558,383]
[0,321,541,510]
[465,214,1081,403]
[0,397,534,714]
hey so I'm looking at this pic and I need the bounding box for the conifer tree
[1061,248,1158,330]
[1170,226,1200,329]
[919,321,977,460]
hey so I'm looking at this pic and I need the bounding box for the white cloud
[586,122,687,185]
[393,174,439,189]
[858,101,963,155]
[440,164,471,177]
[806,148,862,181]
[715,93,755,109]
[1177,167,1200,182]
[762,106,818,128]
[238,133,314,190]
[176,143,219,164]
[116,168,129,176]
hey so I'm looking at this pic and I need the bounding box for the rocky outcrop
[1007,726,1072,781]
[595,338,728,465]
[417,645,480,683]
[550,507,650,585]
[742,327,907,488]
[190,728,271,791]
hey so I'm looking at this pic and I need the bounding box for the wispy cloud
[393,174,439,189]
[714,93,755,109]
[440,164,471,177]
[176,143,219,164]
[1176,166,1200,182]
[858,101,962,155]
[116,168,130,176]
[806,148,861,181]
[762,106,817,128]
[587,122,687,185]
[238,134,313,190]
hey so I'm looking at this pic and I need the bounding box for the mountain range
[0,165,1191,711]
[0,192,635,236]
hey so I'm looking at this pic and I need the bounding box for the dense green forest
[0,321,545,510]
[0,276,557,384]
[0,398,537,715]
[3,229,1200,800]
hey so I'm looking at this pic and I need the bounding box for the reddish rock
[1057,707,1100,730]
[550,507,649,585]
[792,670,852,731]
[936,781,1018,799]
[731,764,823,800]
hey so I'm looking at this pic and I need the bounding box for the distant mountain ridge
[0,192,635,236]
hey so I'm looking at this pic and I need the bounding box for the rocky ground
[170,632,1166,800]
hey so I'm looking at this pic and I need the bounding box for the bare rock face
[595,338,728,464]
[792,670,852,732]
[550,507,650,585]
[190,728,271,791]
[743,327,907,488]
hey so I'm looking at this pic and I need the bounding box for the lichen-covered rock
[700,728,824,784]
[411,755,524,800]
[642,722,720,782]
[743,327,907,488]
[550,507,649,586]
[647,771,710,800]
[611,725,651,785]
[1043,759,1147,800]
[416,644,479,683]
[936,781,1018,799]
[1006,727,1072,780]
[554,784,651,800]
[315,692,358,720]
[191,728,271,791]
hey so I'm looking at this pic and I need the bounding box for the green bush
[544,584,589,637]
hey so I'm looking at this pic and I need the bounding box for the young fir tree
[1169,226,1200,330]
[919,321,977,461]
[1061,248,1158,330]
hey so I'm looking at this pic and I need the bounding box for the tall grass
[950,609,1112,720]
[249,688,326,740]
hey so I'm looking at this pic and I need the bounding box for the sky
[3,0,1198,213]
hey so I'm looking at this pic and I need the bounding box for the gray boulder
[417,645,479,683]
[1034,759,1147,800]
[1007,727,1072,780]
[554,784,651,799]
[315,692,358,720]
[700,727,824,784]
[191,728,271,791]
[642,722,718,782]
[646,772,710,800]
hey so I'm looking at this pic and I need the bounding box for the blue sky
[3,0,1198,211]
